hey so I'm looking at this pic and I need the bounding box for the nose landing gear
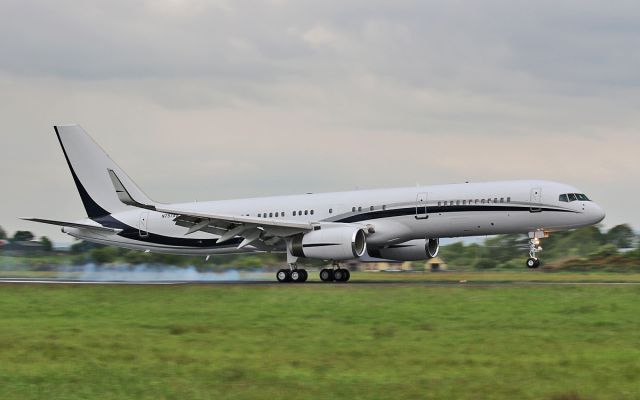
[526,231,545,269]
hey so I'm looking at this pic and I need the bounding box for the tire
[276,269,291,282]
[534,259,541,268]
[320,268,334,282]
[343,269,351,282]
[526,258,538,269]
[290,270,301,282]
[334,269,345,282]
[299,269,308,282]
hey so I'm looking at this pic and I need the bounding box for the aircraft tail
[54,125,156,219]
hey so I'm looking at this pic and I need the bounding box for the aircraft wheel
[319,268,334,282]
[276,269,291,282]
[299,269,308,282]
[343,269,351,282]
[526,258,539,269]
[291,269,308,283]
[334,269,346,282]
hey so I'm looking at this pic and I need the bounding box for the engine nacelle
[368,238,440,261]
[290,226,367,260]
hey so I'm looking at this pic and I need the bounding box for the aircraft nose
[590,203,606,224]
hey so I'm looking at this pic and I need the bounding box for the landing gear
[320,263,351,283]
[276,265,308,283]
[277,247,308,283]
[526,231,545,269]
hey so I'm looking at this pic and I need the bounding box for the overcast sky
[1,0,639,242]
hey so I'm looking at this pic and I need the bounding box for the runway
[2,278,640,286]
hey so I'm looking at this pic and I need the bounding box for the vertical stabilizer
[54,125,155,218]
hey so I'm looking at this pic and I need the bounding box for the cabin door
[530,188,542,213]
[416,192,429,219]
[138,211,149,238]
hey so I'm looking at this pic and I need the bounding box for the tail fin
[54,125,156,218]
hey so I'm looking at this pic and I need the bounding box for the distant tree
[90,246,120,264]
[605,224,635,249]
[0,225,6,240]
[40,236,53,252]
[70,240,101,254]
[12,231,35,242]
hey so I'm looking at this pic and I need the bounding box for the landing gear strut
[277,244,308,283]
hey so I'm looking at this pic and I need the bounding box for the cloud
[0,0,639,241]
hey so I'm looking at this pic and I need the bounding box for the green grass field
[1,280,639,399]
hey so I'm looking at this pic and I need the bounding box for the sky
[1,0,639,243]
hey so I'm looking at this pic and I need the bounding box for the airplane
[25,125,606,283]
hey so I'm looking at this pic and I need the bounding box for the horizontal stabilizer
[21,218,122,233]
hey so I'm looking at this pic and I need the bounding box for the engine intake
[291,226,367,260]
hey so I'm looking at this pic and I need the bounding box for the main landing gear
[276,265,308,283]
[526,231,545,269]
[275,264,351,283]
[319,267,350,282]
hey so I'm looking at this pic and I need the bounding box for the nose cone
[589,203,606,225]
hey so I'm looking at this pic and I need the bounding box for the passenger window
[304,210,308,215]
[310,210,314,215]
[481,199,486,204]
[438,201,441,206]
[559,194,568,202]
[275,212,279,217]
[282,212,285,217]
[269,212,273,218]
[507,197,511,202]
[494,198,498,203]
[382,205,386,210]
[329,208,333,214]
[358,206,362,212]
[299,210,302,215]
[293,211,296,216]
[258,213,261,217]
[352,207,356,212]
[456,200,460,205]
[568,193,577,202]
[500,198,504,203]
[463,200,466,205]
[370,206,374,211]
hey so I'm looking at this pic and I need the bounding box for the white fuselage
[65,179,605,257]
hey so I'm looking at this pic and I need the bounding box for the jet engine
[367,238,440,261]
[290,225,367,260]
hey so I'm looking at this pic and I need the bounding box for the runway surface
[2,278,640,286]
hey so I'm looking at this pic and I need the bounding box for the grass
[0,281,639,399]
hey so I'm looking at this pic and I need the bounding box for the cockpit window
[560,193,590,202]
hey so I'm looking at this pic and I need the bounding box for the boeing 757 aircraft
[25,125,606,282]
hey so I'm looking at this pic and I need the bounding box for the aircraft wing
[108,168,314,248]
[156,206,315,249]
